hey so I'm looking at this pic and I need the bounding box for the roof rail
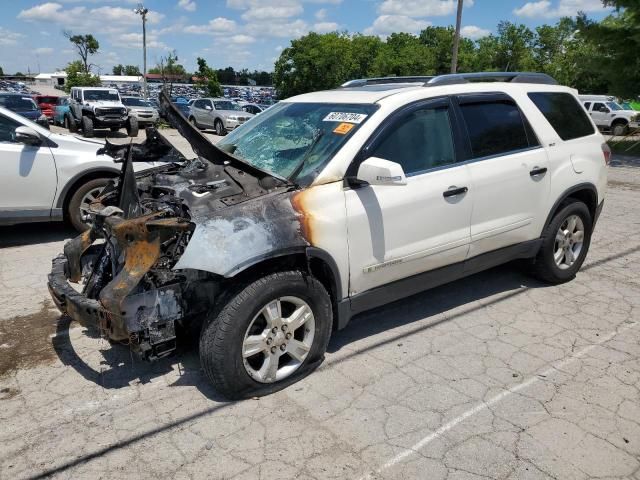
[340,72,558,89]
[424,72,558,86]
[341,76,434,88]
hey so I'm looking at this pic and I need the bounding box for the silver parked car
[121,96,159,126]
[188,98,254,135]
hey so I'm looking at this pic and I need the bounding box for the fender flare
[542,182,598,233]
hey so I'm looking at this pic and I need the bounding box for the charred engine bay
[72,126,296,359]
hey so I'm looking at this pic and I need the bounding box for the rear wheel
[81,116,94,138]
[189,116,200,129]
[67,178,110,232]
[199,271,332,399]
[612,121,628,137]
[532,201,592,284]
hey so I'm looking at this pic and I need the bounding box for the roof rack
[424,72,558,86]
[341,76,434,88]
[341,72,558,89]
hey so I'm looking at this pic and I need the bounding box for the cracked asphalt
[0,144,639,479]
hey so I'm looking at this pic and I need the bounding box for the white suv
[49,73,608,399]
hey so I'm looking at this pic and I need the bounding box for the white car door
[0,111,57,222]
[590,102,610,128]
[454,93,550,258]
[344,98,473,296]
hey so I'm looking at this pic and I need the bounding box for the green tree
[216,66,236,84]
[577,2,640,97]
[371,32,434,77]
[113,64,141,76]
[195,57,222,96]
[419,26,475,74]
[493,21,536,71]
[0,66,4,76]
[64,60,101,92]
[64,32,99,74]
[274,32,356,98]
[112,64,124,75]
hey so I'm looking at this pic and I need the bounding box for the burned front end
[48,95,306,360]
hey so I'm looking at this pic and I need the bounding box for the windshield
[0,95,38,111]
[123,97,152,107]
[217,102,378,184]
[606,102,623,111]
[83,90,120,102]
[213,101,242,111]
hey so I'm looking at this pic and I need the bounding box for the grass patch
[607,139,640,156]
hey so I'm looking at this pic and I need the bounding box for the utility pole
[135,3,149,99]
[451,0,463,73]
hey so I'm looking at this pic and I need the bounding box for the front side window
[370,106,456,175]
[593,102,608,113]
[0,114,21,143]
[528,92,596,141]
[217,102,378,185]
[459,99,535,159]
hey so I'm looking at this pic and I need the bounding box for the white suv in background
[0,106,152,231]
[49,73,608,399]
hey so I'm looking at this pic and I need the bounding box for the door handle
[529,167,547,177]
[443,186,468,198]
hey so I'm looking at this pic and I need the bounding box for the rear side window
[459,99,536,159]
[528,92,595,141]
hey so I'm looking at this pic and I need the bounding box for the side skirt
[336,238,542,329]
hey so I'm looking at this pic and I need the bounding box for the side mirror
[205,105,212,111]
[15,126,42,146]
[356,157,407,186]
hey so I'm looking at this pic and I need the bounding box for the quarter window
[583,102,591,110]
[528,92,596,141]
[459,99,536,159]
[370,106,456,175]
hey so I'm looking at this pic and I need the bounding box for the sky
[0,0,615,75]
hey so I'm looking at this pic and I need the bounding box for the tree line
[274,1,640,99]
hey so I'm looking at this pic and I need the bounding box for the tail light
[602,143,611,166]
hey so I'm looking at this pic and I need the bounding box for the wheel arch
[56,167,120,213]
[218,247,344,331]
[611,117,629,126]
[543,183,598,233]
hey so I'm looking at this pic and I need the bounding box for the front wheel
[612,122,628,137]
[67,178,111,232]
[126,117,139,137]
[214,119,225,136]
[81,116,93,138]
[199,271,332,399]
[532,201,592,284]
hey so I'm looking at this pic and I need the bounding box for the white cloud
[178,0,197,12]
[184,17,238,34]
[110,32,167,50]
[34,47,54,55]
[364,15,431,36]
[18,3,164,27]
[461,25,491,39]
[230,34,256,44]
[513,0,607,18]
[0,27,24,46]
[312,22,339,33]
[241,5,304,21]
[378,0,473,17]
[315,8,327,20]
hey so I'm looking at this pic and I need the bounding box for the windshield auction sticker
[333,122,355,135]
[323,112,368,124]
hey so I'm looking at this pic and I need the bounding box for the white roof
[34,72,67,79]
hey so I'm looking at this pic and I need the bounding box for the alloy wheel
[79,187,104,224]
[553,214,585,269]
[242,296,315,383]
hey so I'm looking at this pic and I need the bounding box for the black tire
[214,119,226,136]
[189,116,199,129]
[67,178,110,232]
[199,271,332,399]
[66,114,77,133]
[81,116,94,138]
[110,126,120,132]
[532,200,592,284]
[126,117,139,137]
[612,122,628,137]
